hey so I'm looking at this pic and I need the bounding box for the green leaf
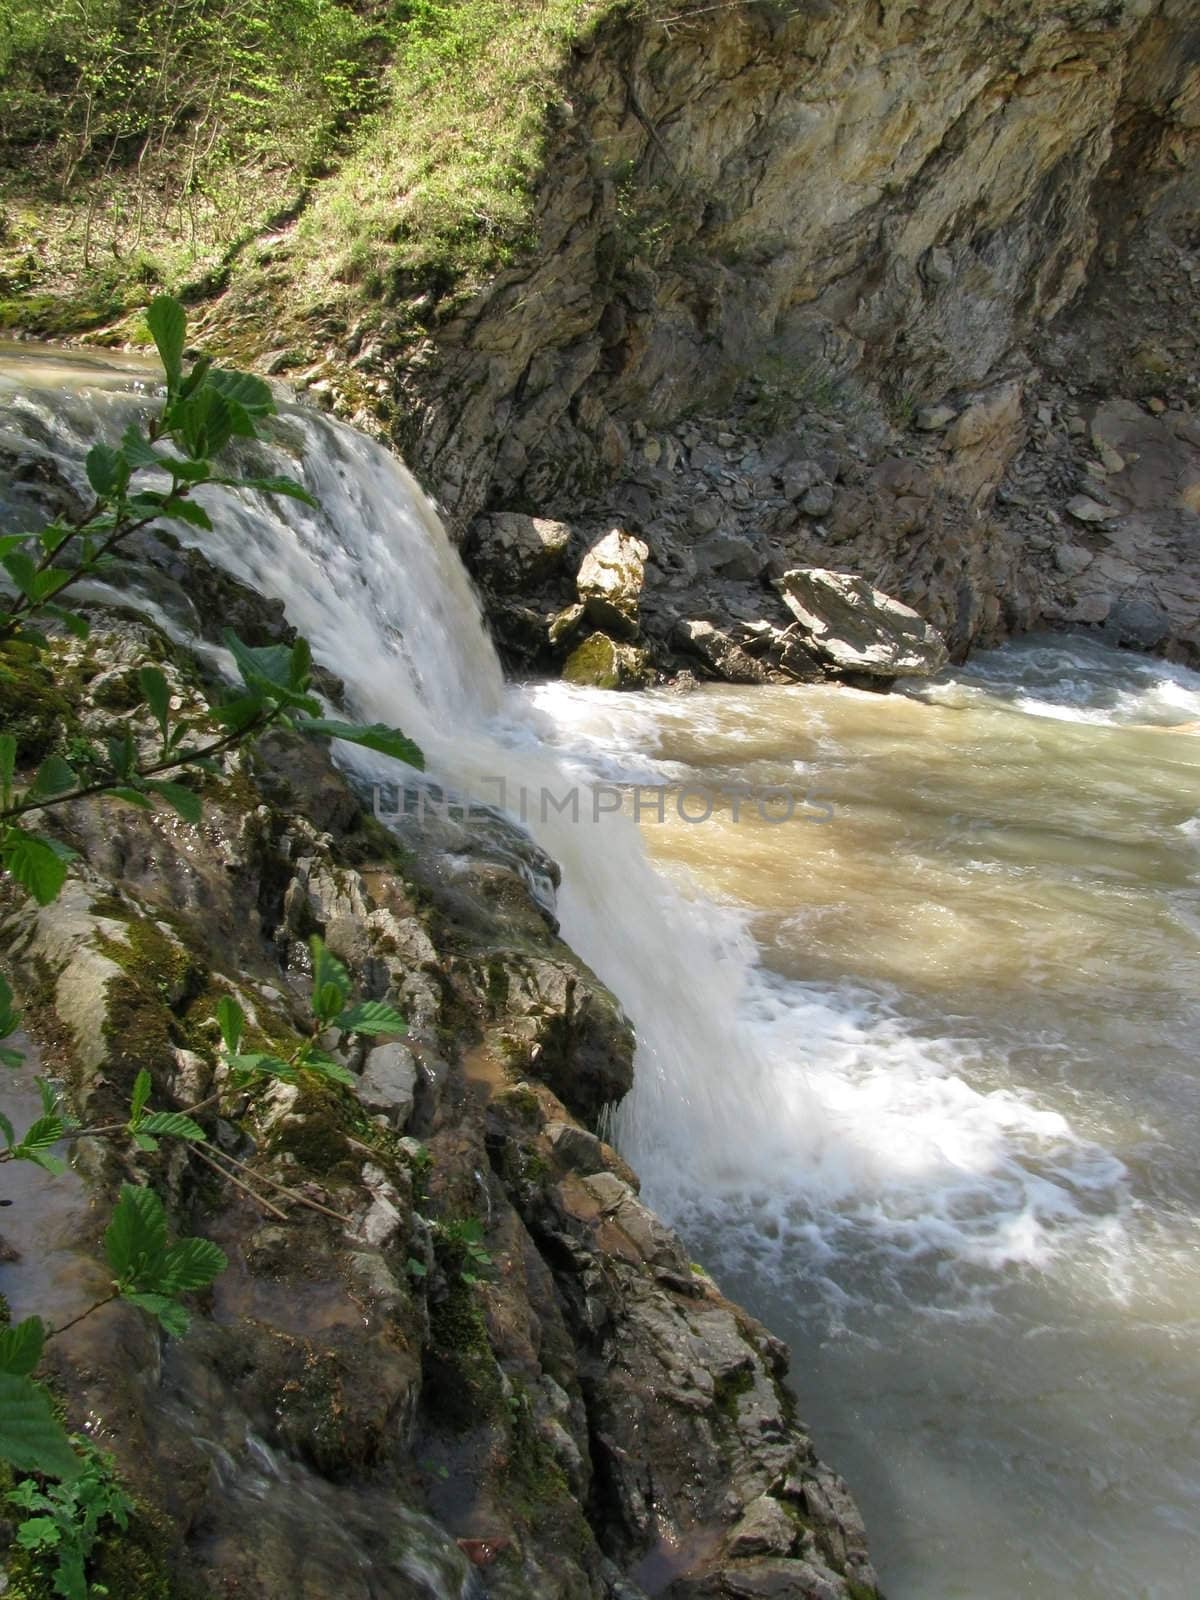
[206,369,275,418]
[1,830,75,905]
[120,422,164,470]
[133,1132,159,1152]
[159,1235,226,1293]
[40,603,89,639]
[106,730,136,780]
[0,1317,45,1377]
[0,1046,23,1070]
[52,1541,87,1600]
[163,457,211,484]
[213,473,317,507]
[146,296,186,392]
[36,523,74,556]
[0,970,20,1039]
[104,1184,167,1286]
[6,1478,50,1510]
[171,387,234,460]
[288,635,311,692]
[209,691,268,733]
[159,497,213,532]
[129,1069,152,1125]
[137,667,171,742]
[14,1514,60,1549]
[110,787,154,811]
[84,443,130,500]
[2,548,39,599]
[228,1052,297,1084]
[0,1111,13,1147]
[178,353,213,399]
[215,995,243,1054]
[14,1113,65,1155]
[312,983,343,1026]
[143,780,202,825]
[406,1257,427,1278]
[0,1373,80,1479]
[297,719,424,770]
[307,934,350,1011]
[27,755,78,803]
[0,733,15,807]
[335,1000,408,1037]
[121,1292,189,1338]
[302,1050,356,1088]
[138,1112,206,1143]
[224,632,318,710]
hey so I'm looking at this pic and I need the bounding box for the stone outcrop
[776,570,950,680]
[577,528,649,640]
[266,0,1198,670]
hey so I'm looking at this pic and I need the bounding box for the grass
[0,1,749,345]
[0,1,617,340]
[298,2,612,300]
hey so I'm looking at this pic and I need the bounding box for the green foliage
[219,934,406,1090]
[437,1215,493,1285]
[103,1183,226,1336]
[6,1436,133,1599]
[0,1372,81,1484]
[0,297,422,1521]
[0,0,390,303]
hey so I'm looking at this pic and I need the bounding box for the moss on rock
[562,632,652,691]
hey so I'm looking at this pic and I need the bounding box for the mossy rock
[0,642,78,765]
[562,632,652,691]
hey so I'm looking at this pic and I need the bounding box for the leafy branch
[0,293,423,907]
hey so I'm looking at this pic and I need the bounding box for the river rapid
[529,642,1200,1600]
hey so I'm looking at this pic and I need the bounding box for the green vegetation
[0,1,741,340]
[4,1435,132,1599]
[0,0,392,326]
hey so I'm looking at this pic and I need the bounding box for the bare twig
[190,1144,288,1221]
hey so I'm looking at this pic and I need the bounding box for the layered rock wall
[347,0,1198,665]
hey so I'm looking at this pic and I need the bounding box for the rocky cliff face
[275,0,1198,672]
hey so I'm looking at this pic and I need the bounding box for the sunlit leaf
[297,719,424,769]
[335,1000,407,1037]
[146,296,186,392]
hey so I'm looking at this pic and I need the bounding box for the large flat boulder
[776,568,948,678]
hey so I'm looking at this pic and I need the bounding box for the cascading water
[5,348,1200,1599]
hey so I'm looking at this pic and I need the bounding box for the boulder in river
[776,568,949,678]
[577,527,648,638]
[563,630,652,689]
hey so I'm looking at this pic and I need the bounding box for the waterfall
[0,359,818,1201]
